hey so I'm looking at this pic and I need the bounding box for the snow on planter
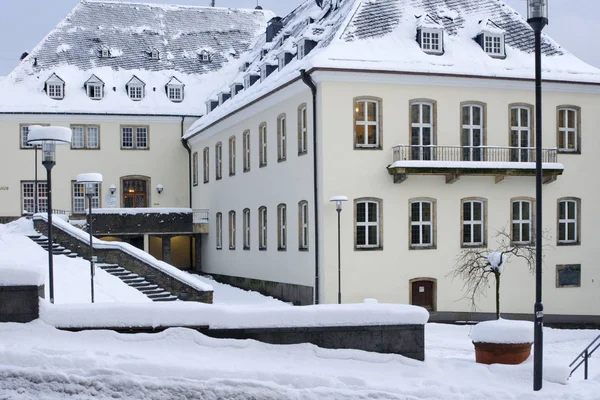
[471,318,534,344]
[0,262,46,286]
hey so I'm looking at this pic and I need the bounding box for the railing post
[584,349,589,380]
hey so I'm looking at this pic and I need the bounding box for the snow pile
[487,251,506,273]
[471,318,534,344]
[40,301,429,329]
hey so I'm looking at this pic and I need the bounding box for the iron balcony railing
[392,145,559,164]
[193,209,210,224]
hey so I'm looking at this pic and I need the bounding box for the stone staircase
[27,233,178,302]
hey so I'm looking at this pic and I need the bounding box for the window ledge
[409,245,436,250]
[557,242,581,247]
[277,247,287,252]
[298,247,309,252]
[355,246,383,251]
[259,247,267,251]
[298,151,308,156]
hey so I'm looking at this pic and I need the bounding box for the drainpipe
[300,69,320,305]
[180,116,194,269]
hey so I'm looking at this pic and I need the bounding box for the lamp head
[329,195,349,211]
[109,184,116,195]
[156,184,164,194]
[527,0,548,29]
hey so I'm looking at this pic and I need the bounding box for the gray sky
[0,0,597,75]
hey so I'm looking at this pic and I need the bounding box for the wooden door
[411,280,434,311]
[122,179,148,208]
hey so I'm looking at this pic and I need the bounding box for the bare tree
[448,228,547,320]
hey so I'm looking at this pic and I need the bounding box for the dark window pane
[521,108,529,127]
[357,226,366,245]
[422,105,431,124]
[461,129,470,147]
[357,203,366,222]
[463,202,471,221]
[568,201,576,219]
[568,222,576,241]
[473,130,482,146]
[474,225,482,243]
[411,127,420,145]
[473,202,482,221]
[511,108,518,127]
[367,101,377,122]
[423,226,431,245]
[422,202,431,221]
[462,106,470,125]
[422,128,431,145]
[522,202,530,218]
[463,225,471,244]
[411,226,420,245]
[368,226,377,245]
[411,104,419,124]
[367,202,378,222]
[559,202,566,220]
[559,110,565,128]
[568,110,575,129]
[568,132,576,149]
[411,203,420,222]
[512,223,519,241]
[473,106,481,125]
[522,223,530,242]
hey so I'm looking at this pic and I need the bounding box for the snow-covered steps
[27,234,81,258]
[96,263,177,302]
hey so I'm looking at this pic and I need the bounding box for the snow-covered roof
[0,0,273,115]
[185,0,600,139]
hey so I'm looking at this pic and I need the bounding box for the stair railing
[570,334,600,380]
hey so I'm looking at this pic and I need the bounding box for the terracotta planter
[473,341,533,365]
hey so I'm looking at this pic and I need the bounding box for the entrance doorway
[122,178,148,208]
[410,279,436,311]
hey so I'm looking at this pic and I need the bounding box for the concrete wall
[0,285,43,323]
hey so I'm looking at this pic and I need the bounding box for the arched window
[299,201,309,250]
[258,206,267,250]
[277,204,287,250]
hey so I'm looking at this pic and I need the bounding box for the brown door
[411,280,434,311]
[123,179,148,208]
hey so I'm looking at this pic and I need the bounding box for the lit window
[72,182,100,214]
[558,107,579,153]
[354,98,380,148]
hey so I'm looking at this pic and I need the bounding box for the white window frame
[215,142,223,180]
[259,206,267,250]
[354,99,380,148]
[410,200,433,248]
[203,147,209,183]
[510,106,532,162]
[461,104,484,161]
[512,200,533,244]
[72,182,100,214]
[558,108,578,152]
[167,86,183,102]
[192,152,199,186]
[128,84,144,101]
[229,211,236,250]
[259,123,267,167]
[421,28,443,54]
[484,33,505,57]
[299,201,309,250]
[229,136,236,176]
[216,212,223,249]
[243,208,251,250]
[87,83,103,100]
[151,49,159,59]
[298,43,305,59]
[462,200,485,247]
[298,105,308,155]
[278,204,287,250]
[101,48,110,58]
[243,131,251,172]
[558,199,578,244]
[411,101,435,160]
[21,181,48,214]
[121,126,148,149]
[71,125,100,149]
[356,200,380,249]
[48,84,64,99]
[278,115,287,161]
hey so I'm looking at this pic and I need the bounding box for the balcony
[88,208,210,235]
[388,145,564,184]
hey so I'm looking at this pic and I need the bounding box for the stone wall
[0,285,43,323]
[34,219,213,304]
[91,211,193,235]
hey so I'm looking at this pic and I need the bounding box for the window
[259,206,267,250]
[216,212,223,249]
[461,104,484,161]
[48,84,64,99]
[298,43,305,59]
[215,142,222,180]
[101,48,110,58]
[556,264,581,288]
[277,114,287,161]
[72,182,100,214]
[483,33,505,57]
[558,198,580,245]
[243,208,250,250]
[462,199,486,247]
[151,49,159,59]
[192,152,199,186]
[259,123,267,167]
[128,85,144,101]
[243,130,251,172]
[168,86,182,102]
[354,98,381,148]
[557,107,580,153]
[421,29,443,54]
[355,199,381,249]
[71,125,100,149]
[21,181,47,214]
[511,198,534,244]
[278,204,287,250]
[229,211,236,250]
[410,199,435,248]
[87,84,103,100]
[229,137,236,176]
[298,104,308,155]
[20,124,48,149]
[203,147,209,183]
[121,126,148,149]
[299,201,309,250]
[411,101,435,160]
[510,105,533,162]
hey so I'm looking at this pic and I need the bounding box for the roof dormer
[297,38,317,60]
[126,75,145,101]
[84,74,104,100]
[205,99,219,114]
[166,76,184,102]
[199,50,211,63]
[218,91,231,105]
[45,73,65,100]
[99,45,111,58]
[239,61,251,73]
[278,51,295,70]
[149,48,160,60]
[476,20,506,59]
[416,15,444,55]
[230,82,244,98]
[244,72,260,89]
[260,63,277,81]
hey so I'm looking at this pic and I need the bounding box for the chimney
[266,17,283,43]
[20,52,29,61]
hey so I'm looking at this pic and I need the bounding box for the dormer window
[477,20,506,59]
[126,76,145,101]
[230,83,244,98]
[199,50,211,62]
[45,73,65,100]
[297,38,317,60]
[165,77,184,102]
[416,15,444,55]
[100,46,110,58]
[150,48,160,60]
[278,51,294,70]
[84,74,104,100]
[244,73,260,89]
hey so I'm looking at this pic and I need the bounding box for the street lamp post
[76,173,103,303]
[527,0,548,392]
[26,126,72,304]
[329,196,348,304]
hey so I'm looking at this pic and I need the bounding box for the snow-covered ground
[1,219,599,399]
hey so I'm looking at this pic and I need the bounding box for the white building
[183,0,600,322]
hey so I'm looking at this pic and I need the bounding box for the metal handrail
[392,145,558,164]
[569,334,600,380]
